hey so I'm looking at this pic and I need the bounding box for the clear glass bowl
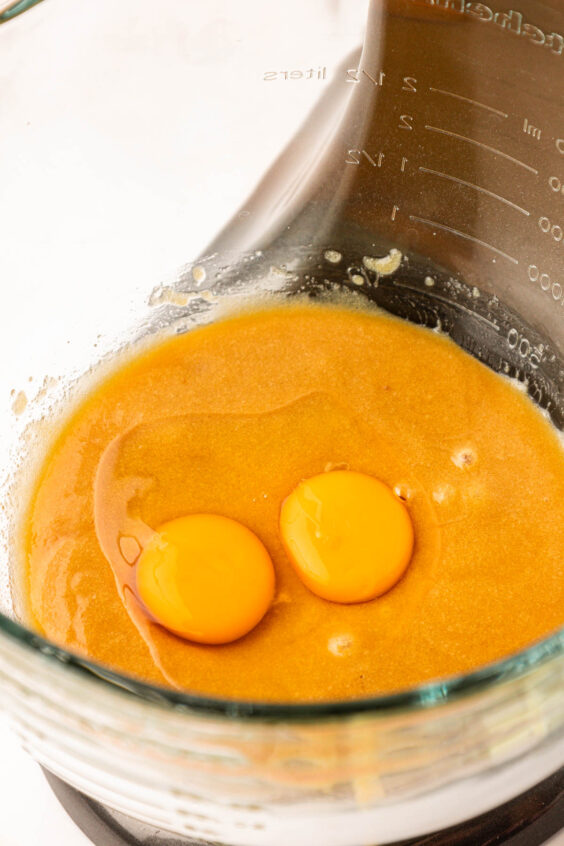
[0,0,563,843]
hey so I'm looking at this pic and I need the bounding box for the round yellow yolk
[136,514,275,644]
[280,470,414,604]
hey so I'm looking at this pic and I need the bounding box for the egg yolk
[280,470,414,603]
[136,514,275,644]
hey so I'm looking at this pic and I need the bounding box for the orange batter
[22,303,564,701]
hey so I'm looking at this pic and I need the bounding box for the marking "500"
[507,327,543,369]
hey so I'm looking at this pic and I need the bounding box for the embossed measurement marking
[409,215,519,264]
[424,126,539,174]
[393,283,502,332]
[418,167,530,216]
[429,87,508,118]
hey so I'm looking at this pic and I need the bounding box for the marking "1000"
[528,264,564,306]
[538,215,564,243]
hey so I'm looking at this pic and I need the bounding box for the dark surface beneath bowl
[43,764,564,846]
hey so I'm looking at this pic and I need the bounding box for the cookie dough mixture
[21,303,564,701]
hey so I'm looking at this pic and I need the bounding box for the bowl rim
[0,0,43,25]
[1,612,563,720]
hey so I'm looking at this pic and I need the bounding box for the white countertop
[1,717,91,846]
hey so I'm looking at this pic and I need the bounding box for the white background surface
[1,716,92,846]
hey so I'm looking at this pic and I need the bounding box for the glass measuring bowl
[0,0,563,843]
